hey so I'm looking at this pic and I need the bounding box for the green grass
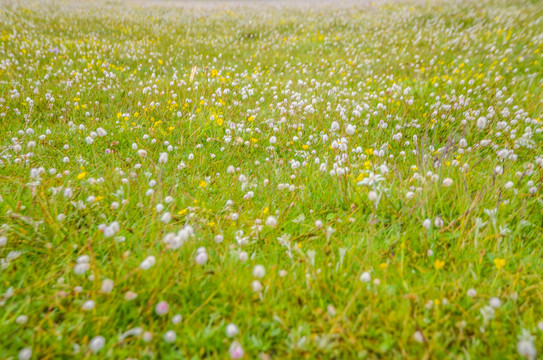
[0,0,542,358]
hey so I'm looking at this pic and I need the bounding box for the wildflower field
[1,0,542,358]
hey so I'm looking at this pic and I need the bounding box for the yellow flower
[77,172,86,180]
[247,115,255,122]
[199,181,207,188]
[494,258,506,269]
[379,262,388,269]
[217,118,223,126]
[434,259,445,270]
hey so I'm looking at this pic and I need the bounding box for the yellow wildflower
[494,258,506,269]
[434,259,445,270]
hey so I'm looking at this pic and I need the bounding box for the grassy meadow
[0,0,542,358]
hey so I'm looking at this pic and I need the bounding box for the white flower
[467,288,477,297]
[475,217,487,229]
[63,188,73,198]
[164,330,176,343]
[103,226,116,238]
[82,300,95,311]
[517,340,537,360]
[172,314,182,324]
[265,216,277,227]
[137,149,147,158]
[239,251,248,262]
[442,178,453,187]
[195,248,208,265]
[360,271,371,282]
[422,219,431,229]
[251,280,263,292]
[253,265,266,278]
[161,212,172,223]
[18,348,32,360]
[140,256,156,270]
[77,255,90,264]
[125,291,138,301]
[73,263,90,275]
[142,332,152,342]
[358,172,384,186]
[226,323,239,338]
[413,331,424,343]
[89,336,105,353]
[489,297,501,308]
[477,116,487,129]
[159,152,168,164]
[517,330,537,360]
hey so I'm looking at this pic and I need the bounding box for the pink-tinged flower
[229,341,244,359]
[155,301,169,316]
